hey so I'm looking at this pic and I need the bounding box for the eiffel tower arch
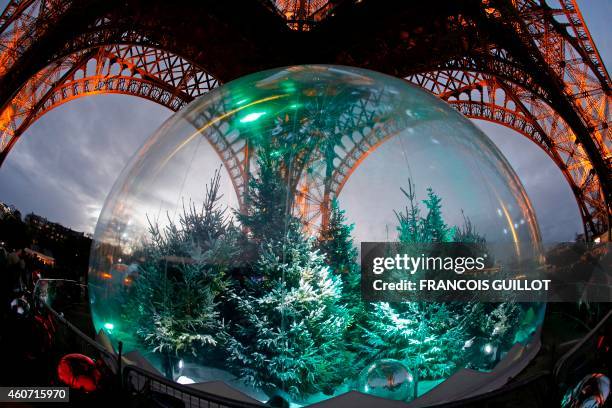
[0,0,609,239]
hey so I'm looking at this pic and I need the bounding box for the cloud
[476,121,583,241]
[0,95,170,234]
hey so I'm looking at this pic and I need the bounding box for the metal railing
[124,365,263,408]
[34,279,263,407]
[39,301,264,407]
[39,299,119,370]
[34,279,118,365]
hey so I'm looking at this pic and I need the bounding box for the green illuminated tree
[124,170,238,365]
[395,180,426,243]
[463,302,523,347]
[451,212,525,365]
[226,147,352,399]
[317,198,366,373]
[362,302,468,397]
[394,181,456,244]
[362,180,523,396]
[422,187,455,243]
[317,198,360,304]
[453,212,485,244]
[385,180,527,384]
[238,144,292,246]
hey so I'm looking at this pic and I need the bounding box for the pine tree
[362,302,468,398]
[226,147,352,399]
[422,187,454,243]
[226,240,351,398]
[124,170,238,365]
[317,198,366,373]
[452,213,524,365]
[463,302,522,346]
[363,182,470,396]
[394,180,426,243]
[317,198,360,297]
[238,144,292,246]
[453,212,485,244]
[362,181,477,396]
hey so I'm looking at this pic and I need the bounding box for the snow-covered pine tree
[124,169,238,368]
[358,180,530,399]
[362,302,468,398]
[362,182,469,397]
[227,239,351,398]
[462,302,523,351]
[316,198,366,373]
[452,212,525,366]
[226,147,351,400]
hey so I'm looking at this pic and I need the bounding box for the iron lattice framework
[0,0,609,239]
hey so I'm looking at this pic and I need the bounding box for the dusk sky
[0,1,609,242]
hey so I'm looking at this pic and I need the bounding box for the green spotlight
[240,111,266,123]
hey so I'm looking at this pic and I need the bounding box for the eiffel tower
[0,0,609,239]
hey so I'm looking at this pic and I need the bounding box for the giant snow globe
[89,65,545,406]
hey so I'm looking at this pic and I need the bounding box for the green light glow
[239,111,266,123]
[281,81,296,93]
[104,322,114,331]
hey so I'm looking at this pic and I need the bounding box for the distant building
[24,213,85,245]
[20,212,92,278]
[0,204,91,278]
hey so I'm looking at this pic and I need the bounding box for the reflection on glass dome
[89,65,544,406]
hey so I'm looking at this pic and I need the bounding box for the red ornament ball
[57,353,101,393]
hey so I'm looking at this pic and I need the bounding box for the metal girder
[0,0,609,240]
[1,43,215,145]
[405,68,608,238]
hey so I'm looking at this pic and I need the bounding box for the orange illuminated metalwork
[0,0,609,240]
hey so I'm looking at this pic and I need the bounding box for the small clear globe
[88,65,545,406]
[358,359,415,401]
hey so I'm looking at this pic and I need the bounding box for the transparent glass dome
[89,65,545,406]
